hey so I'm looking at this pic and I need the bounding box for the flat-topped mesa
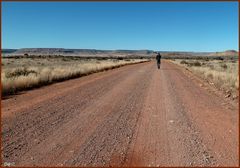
[2,48,238,58]
[3,48,155,57]
[210,50,238,57]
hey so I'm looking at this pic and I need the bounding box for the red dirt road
[2,61,239,166]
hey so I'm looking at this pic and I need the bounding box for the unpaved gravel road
[2,60,239,167]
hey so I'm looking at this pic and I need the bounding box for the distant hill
[2,48,238,58]
[160,50,238,58]
[2,49,18,54]
[209,50,238,57]
[3,48,155,57]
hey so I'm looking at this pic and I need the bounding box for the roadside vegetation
[171,59,238,98]
[2,57,149,96]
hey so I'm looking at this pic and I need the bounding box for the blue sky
[2,2,238,52]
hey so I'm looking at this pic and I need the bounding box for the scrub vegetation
[2,57,149,96]
[171,59,238,98]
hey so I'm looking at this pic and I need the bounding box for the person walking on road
[156,52,162,69]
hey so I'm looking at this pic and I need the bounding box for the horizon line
[2,48,238,53]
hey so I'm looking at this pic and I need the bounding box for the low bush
[5,67,38,78]
[180,60,189,64]
[192,61,201,66]
[187,61,201,67]
[221,64,228,69]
